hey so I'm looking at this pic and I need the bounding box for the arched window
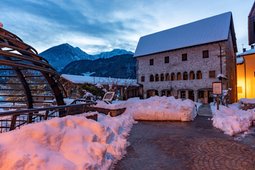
[171,73,175,81]
[189,71,195,80]
[196,71,202,79]
[160,73,164,81]
[165,73,170,81]
[155,74,159,81]
[183,72,188,80]
[177,72,182,80]
[150,75,154,82]
[141,76,145,82]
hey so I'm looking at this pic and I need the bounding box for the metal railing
[0,103,95,133]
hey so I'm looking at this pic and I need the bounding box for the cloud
[0,0,254,53]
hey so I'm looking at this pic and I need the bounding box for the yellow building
[237,48,255,100]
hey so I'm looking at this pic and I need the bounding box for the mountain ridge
[39,43,133,71]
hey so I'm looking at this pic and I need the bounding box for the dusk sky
[0,0,254,54]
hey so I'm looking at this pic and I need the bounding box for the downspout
[244,57,247,98]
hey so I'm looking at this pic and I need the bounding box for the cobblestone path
[114,116,255,170]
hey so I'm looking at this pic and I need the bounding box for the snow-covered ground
[211,103,255,136]
[0,112,134,170]
[96,96,197,121]
[0,96,196,169]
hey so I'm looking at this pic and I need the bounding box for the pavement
[114,105,255,170]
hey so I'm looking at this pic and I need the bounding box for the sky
[0,0,254,54]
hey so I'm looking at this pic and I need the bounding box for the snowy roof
[236,57,244,64]
[237,48,255,57]
[61,74,139,87]
[134,12,236,57]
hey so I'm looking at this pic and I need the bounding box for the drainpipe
[244,57,247,98]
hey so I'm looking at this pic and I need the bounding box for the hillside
[61,54,136,79]
[39,43,133,71]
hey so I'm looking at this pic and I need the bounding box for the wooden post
[10,115,17,130]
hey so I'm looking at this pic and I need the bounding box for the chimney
[243,48,246,52]
[0,22,3,28]
[251,45,254,49]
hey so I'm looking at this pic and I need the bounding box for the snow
[0,112,135,170]
[211,103,255,136]
[134,12,233,57]
[237,48,255,56]
[236,57,244,64]
[61,74,139,87]
[239,98,255,104]
[96,96,197,121]
[0,96,197,169]
[217,73,227,79]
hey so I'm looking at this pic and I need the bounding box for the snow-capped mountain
[39,43,133,71]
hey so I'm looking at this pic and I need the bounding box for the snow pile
[239,98,255,104]
[0,112,134,170]
[97,96,196,121]
[212,104,254,136]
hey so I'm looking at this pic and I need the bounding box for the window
[177,72,182,80]
[155,74,159,81]
[164,56,169,63]
[182,53,187,61]
[180,91,186,98]
[165,73,170,81]
[149,59,154,65]
[196,71,202,79]
[171,73,175,81]
[189,71,195,80]
[160,73,164,81]
[254,71,255,77]
[141,76,145,82]
[150,75,154,82]
[183,72,188,80]
[209,70,216,78]
[202,50,209,58]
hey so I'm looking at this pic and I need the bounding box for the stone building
[60,74,142,99]
[134,12,237,103]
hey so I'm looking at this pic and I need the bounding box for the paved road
[114,116,255,170]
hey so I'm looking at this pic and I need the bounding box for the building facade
[134,12,237,103]
[60,74,142,100]
[237,48,255,100]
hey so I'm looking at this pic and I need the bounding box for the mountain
[39,43,133,71]
[61,54,136,79]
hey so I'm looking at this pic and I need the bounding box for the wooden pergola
[0,27,65,110]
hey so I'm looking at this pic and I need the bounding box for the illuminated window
[189,71,195,80]
[237,86,243,93]
[183,72,188,80]
[177,72,182,80]
[197,71,202,79]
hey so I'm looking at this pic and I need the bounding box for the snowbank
[97,96,197,121]
[239,98,255,104]
[0,112,134,170]
[211,104,254,136]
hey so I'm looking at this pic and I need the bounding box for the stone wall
[136,40,237,103]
